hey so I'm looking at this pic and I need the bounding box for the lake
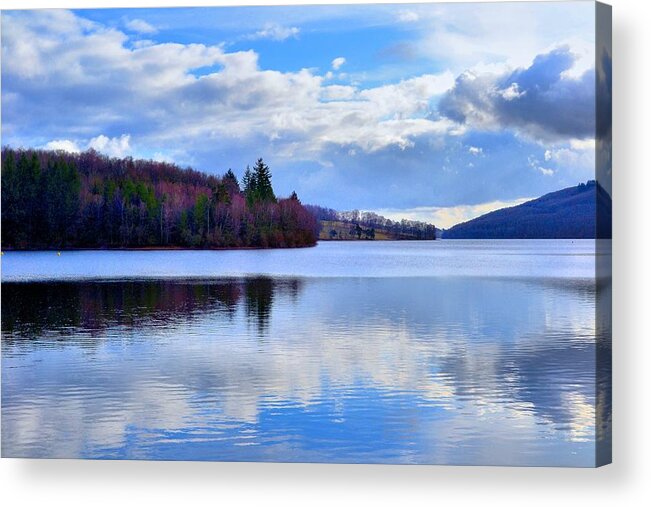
[1,240,611,466]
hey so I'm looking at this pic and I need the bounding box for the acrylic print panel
[0,1,612,467]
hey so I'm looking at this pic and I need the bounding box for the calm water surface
[0,239,606,280]
[1,240,610,465]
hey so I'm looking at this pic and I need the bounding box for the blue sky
[1,3,599,227]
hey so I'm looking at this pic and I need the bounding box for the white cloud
[42,134,132,158]
[440,47,595,144]
[415,1,595,73]
[3,10,460,161]
[88,134,131,158]
[499,82,525,101]
[124,18,158,35]
[374,197,532,229]
[397,10,420,23]
[321,84,357,101]
[43,139,81,153]
[468,146,482,156]
[543,139,595,176]
[359,72,455,117]
[248,23,300,41]
[331,57,346,70]
[557,37,594,79]
[527,155,554,176]
[570,138,596,151]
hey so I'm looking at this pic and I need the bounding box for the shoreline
[1,239,442,252]
[1,243,318,253]
[0,238,600,253]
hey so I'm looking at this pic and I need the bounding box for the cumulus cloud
[42,134,131,158]
[439,47,595,143]
[321,84,357,101]
[124,18,158,34]
[248,23,300,41]
[1,9,597,212]
[2,10,458,162]
[43,139,81,152]
[88,134,131,157]
[331,57,346,70]
[468,146,482,156]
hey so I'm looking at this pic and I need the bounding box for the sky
[1,2,599,228]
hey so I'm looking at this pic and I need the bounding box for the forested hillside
[1,148,318,249]
[444,181,612,239]
[305,206,437,240]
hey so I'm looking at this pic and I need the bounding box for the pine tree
[252,158,276,204]
[242,165,255,206]
[0,148,319,250]
[223,169,240,193]
[218,169,240,204]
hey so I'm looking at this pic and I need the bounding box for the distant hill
[443,181,612,239]
[305,205,437,241]
[318,220,435,241]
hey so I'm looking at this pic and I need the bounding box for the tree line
[305,205,437,240]
[1,148,318,249]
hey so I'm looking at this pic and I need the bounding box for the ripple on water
[1,267,604,466]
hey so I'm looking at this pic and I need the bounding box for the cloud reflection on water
[1,276,609,465]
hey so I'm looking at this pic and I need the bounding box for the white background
[1,0,649,505]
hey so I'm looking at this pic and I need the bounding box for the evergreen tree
[223,169,241,195]
[242,165,255,206]
[0,148,319,250]
[252,158,276,204]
